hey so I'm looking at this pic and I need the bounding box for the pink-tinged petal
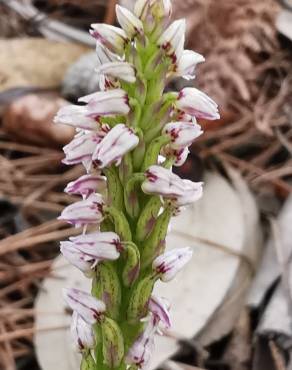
[90,24,128,55]
[149,295,171,329]
[71,312,95,352]
[126,315,158,368]
[175,50,205,80]
[96,62,136,84]
[152,247,193,282]
[162,121,203,149]
[116,5,144,38]
[54,104,99,130]
[60,241,94,276]
[142,165,203,207]
[92,124,139,168]
[79,89,130,117]
[64,174,106,199]
[61,232,121,272]
[62,130,107,171]
[63,288,106,324]
[158,19,186,65]
[176,87,220,120]
[58,193,104,227]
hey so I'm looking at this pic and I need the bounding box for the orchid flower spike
[55,1,218,368]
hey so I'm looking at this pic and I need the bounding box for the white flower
[134,0,149,20]
[60,232,121,275]
[64,174,107,199]
[158,19,186,65]
[142,165,203,207]
[149,295,171,329]
[96,43,119,66]
[96,62,136,84]
[58,193,104,227]
[90,24,128,55]
[92,124,139,168]
[176,87,220,120]
[175,50,205,80]
[162,146,189,167]
[116,5,144,38]
[63,288,106,324]
[126,315,158,368]
[62,130,107,171]
[79,89,130,117]
[162,121,203,149]
[71,311,95,352]
[150,0,172,19]
[152,247,193,282]
[54,105,99,131]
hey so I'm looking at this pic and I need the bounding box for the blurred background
[0,0,292,370]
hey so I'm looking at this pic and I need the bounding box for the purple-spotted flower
[58,193,104,227]
[142,165,203,207]
[152,247,193,282]
[126,315,158,368]
[158,19,186,65]
[174,50,205,80]
[149,295,171,329]
[63,288,106,324]
[176,87,220,120]
[79,89,130,117]
[71,311,95,352]
[162,146,189,167]
[96,62,136,84]
[116,5,144,38]
[64,174,106,199]
[60,231,121,275]
[53,105,99,131]
[90,24,128,55]
[93,123,139,168]
[162,121,203,149]
[62,130,108,171]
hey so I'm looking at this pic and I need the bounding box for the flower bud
[58,193,104,227]
[149,295,171,329]
[101,317,125,368]
[162,121,203,149]
[126,315,157,368]
[175,50,205,80]
[127,276,156,322]
[152,247,193,282]
[71,311,95,352]
[142,165,203,207]
[134,0,149,20]
[141,207,172,268]
[116,5,144,38]
[92,262,122,319]
[158,19,186,65]
[90,24,128,55]
[92,124,139,168]
[79,89,130,117]
[54,105,99,130]
[176,87,220,120]
[63,288,106,324]
[135,196,162,241]
[150,0,172,19]
[64,174,106,199]
[96,62,136,84]
[122,243,140,287]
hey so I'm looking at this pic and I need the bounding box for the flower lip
[71,311,95,352]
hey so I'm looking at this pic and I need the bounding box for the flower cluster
[54,1,219,369]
